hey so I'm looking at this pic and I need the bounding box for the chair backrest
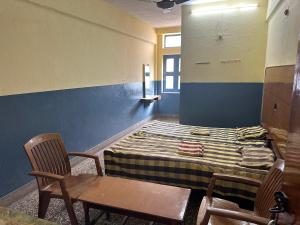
[254,159,285,217]
[24,133,71,189]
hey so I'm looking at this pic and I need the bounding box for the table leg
[120,216,129,225]
[83,202,90,225]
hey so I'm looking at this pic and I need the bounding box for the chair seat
[197,196,258,225]
[43,174,100,199]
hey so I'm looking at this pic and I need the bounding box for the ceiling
[104,0,186,28]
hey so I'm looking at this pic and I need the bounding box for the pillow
[238,147,274,170]
[236,126,265,133]
[238,158,274,170]
[240,146,274,156]
[236,126,267,140]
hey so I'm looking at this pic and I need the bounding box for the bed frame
[261,65,295,159]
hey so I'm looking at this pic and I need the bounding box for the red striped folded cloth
[177,141,204,157]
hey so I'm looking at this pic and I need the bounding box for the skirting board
[0,115,153,207]
[154,114,179,119]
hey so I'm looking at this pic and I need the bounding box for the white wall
[181,0,268,83]
[266,0,300,67]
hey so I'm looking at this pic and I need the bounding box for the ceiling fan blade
[156,0,175,9]
[175,0,190,4]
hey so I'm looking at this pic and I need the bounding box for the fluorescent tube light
[191,3,258,15]
[188,0,226,5]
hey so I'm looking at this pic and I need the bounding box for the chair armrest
[207,207,270,225]
[68,152,103,176]
[68,152,98,159]
[207,173,261,197]
[29,171,64,181]
[29,171,73,199]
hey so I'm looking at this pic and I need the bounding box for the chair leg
[200,211,210,225]
[83,202,90,225]
[106,212,111,221]
[63,196,78,225]
[38,193,51,218]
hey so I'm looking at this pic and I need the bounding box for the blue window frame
[163,54,181,93]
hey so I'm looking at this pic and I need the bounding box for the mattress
[104,121,269,201]
[139,120,266,146]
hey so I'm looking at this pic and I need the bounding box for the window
[163,54,181,93]
[166,58,174,72]
[164,34,181,48]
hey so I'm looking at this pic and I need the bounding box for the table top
[78,176,191,222]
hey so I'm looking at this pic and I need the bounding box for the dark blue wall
[157,93,180,115]
[179,83,263,128]
[0,83,155,197]
[155,80,180,115]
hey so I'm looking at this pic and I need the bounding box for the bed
[104,120,272,201]
[139,120,266,146]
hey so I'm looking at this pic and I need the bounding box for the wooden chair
[197,159,285,225]
[24,133,103,225]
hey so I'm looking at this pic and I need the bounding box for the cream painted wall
[181,0,267,83]
[265,0,300,67]
[0,0,156,96]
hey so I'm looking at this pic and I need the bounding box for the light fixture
[188,0,226,5]
[191,3,258,15]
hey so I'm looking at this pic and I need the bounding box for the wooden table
[78,176,191,225]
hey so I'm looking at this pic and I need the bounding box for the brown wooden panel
[275,83,294,104]
[283,38,300,222]
[261,90,273,126]
[272,100,292,131]
[264,66,295,83]
[262,65,295,159]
